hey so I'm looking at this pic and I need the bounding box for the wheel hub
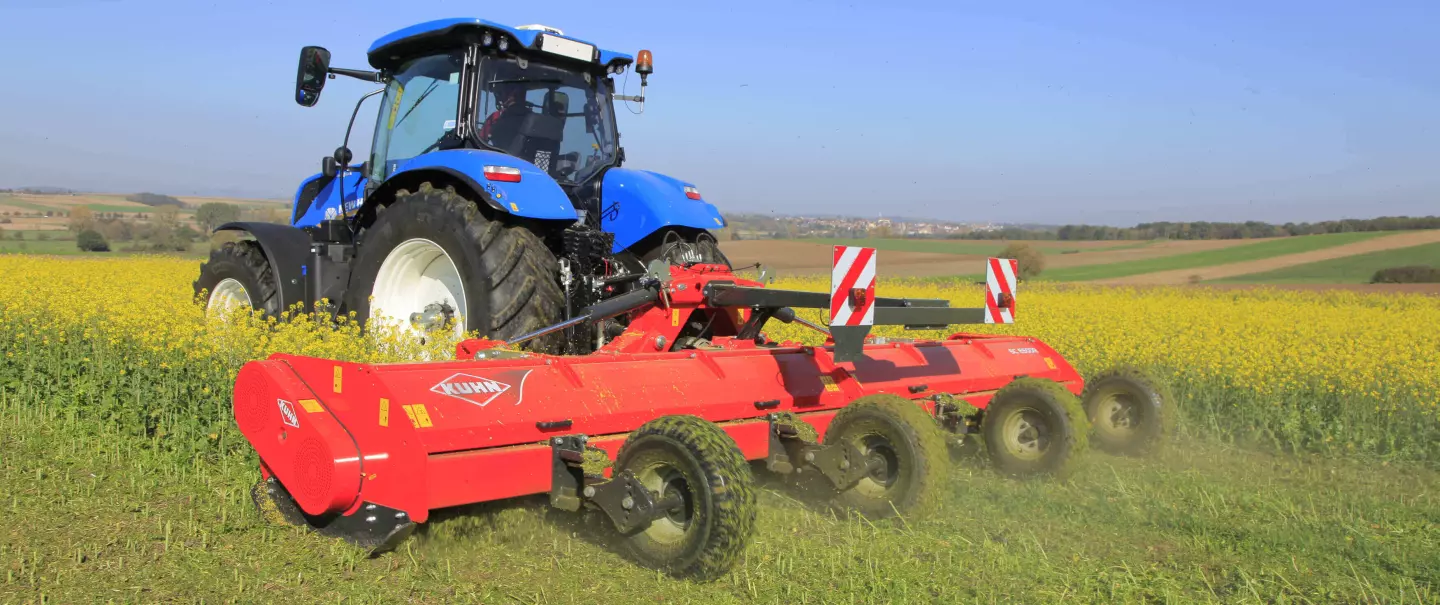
[207,278,252,315]
[1096,392,1140,437]
[370,238,466,338]
[1002,408,1051,461]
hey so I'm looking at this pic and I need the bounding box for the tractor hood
[600,169,725,252]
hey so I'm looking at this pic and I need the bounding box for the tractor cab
[297,20,649,200]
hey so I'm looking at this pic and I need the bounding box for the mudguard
[386,149,577,220]
[215,222,314,313]
[600,169,726,252]
[292,169,367,228]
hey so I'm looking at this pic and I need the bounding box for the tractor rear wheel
[1082,366,1177,456]
[613,415,756,581]
[981,378,1089,478]
[825,395,949,518]
[344,183,565,352]
[194,240,280,317]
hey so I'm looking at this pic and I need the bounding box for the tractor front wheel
[824,395,949,518]
[194,240,280,317]
[613,415,756,581]
[344,183,565,351]
[1082,366,1177,456]
[981,378,1089,478]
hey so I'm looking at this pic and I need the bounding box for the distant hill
[126,192,187,209]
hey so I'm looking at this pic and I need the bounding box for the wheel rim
[207,278,252,314]
[1093,390,1140,439]
[1001,406,1051,461]
[633,458,694,545]
[854,435,901,497]
[370,238,466,338]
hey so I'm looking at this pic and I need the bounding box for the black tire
[825,395,949,518]
[981,378,1089,478]
[193,240,281,316]
[613,415,756,580]
[343,183,565,352]
[1082,365,1177,456]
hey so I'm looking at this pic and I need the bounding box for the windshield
[370,52,464,180]
[476,55,617,184]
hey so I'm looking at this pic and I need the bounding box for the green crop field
[1042,232,1391,282]
[801,238,1150,256]
[2,257,1438,603]
[1213,242,1440,284]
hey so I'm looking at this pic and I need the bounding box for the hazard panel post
[984,257,1018,324]
[830,245,877,362]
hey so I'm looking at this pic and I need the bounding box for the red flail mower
[233,248,1172,580]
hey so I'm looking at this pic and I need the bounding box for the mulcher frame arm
[703,282,984,362]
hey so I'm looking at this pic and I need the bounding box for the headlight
[482,32,494,46]
[498,37,509,51]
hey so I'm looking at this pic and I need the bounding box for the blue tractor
[195,19,730,352]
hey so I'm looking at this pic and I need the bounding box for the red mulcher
[233,249,1165,579]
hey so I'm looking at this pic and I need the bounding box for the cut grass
[801,238,1152,256]
[1042,232,1391,282]
[1212,242,1440,284]
[1,400,1434,603]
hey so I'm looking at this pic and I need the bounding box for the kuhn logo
[430,371,532,408]
[277,399,299,428]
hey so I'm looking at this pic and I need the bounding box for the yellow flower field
[1,255,1437,462]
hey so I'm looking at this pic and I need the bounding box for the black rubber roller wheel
[194,240,281,317]
[613,415,757,580]
[824,395,949,518]
[981,378,1089,478]
[1082,365,1177,456]
[344,182,565,352]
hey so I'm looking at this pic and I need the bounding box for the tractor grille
[234,374,272,435]
[293,437,334,510]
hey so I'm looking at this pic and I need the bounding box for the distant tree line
[945,216,1440,241]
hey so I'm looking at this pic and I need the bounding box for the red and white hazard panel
[985,257,1018,324]
[830,246,877,326]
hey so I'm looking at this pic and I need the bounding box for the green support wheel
[613,415,756,581]
[1082,365,1177,456]
[981,378,1089,478]
[824,395,949,518]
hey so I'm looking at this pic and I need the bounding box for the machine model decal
[429,370,534,408]
[1008,347,1040,355]
[277,398,300,428]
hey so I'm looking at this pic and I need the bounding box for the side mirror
[321,156,337,178]
[296,46,332,107]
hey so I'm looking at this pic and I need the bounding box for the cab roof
[367,18,634,71]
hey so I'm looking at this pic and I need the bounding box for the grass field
[1041,232,1390,282]
[1,256,1437,602]
[801,237,1151,256]
[1213,242,1440,284]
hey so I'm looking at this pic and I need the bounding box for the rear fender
[371,149,577,221]
[215,222,313,313]
[601,168,725,252]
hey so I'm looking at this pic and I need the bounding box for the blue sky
[0,0,1435,225]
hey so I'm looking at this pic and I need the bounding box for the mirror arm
[329,67,383,83]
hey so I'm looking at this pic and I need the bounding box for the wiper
[394,80,441,128]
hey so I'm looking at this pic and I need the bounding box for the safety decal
[277,399,299,429]
[819,375,841,393]
[298,399,323,413]
[430,370,534,408]
[830,246,876,327]
[402,404,433,428]
[378,398,390,427]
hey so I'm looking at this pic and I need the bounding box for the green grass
[1042,232,1394,282]
[0,239,83,255]
[801,238,1151,256]
[1212,242,1440,284]
[2,400,1434,603]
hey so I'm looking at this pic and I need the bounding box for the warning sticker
[819,375,840,393]
[299,399,323,413]
[378,398,390,427]
[401,404,433,428]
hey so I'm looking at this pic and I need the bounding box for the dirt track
[1097,230,1440,285]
